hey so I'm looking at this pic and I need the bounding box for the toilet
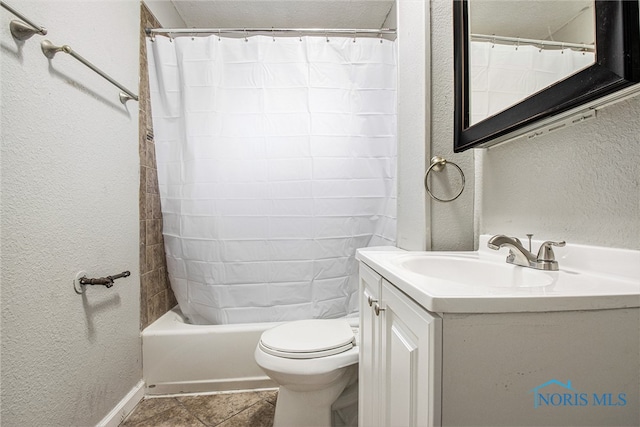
[254,317,359,427]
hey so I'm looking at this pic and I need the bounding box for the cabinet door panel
[387,322,419,426]
[381,280,442,427]
[359,263,382,427]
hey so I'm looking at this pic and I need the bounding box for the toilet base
[273,366,356,427]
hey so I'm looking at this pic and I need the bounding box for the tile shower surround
[139,3,177,329]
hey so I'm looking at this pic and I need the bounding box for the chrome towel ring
[424,156,465,202]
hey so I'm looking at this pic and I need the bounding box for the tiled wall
[139,3,176,329]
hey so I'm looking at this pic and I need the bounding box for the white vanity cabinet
[358,256,640,427]
[358,263,382,427]
[358,263,441,427]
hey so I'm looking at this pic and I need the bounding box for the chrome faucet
[487,234,566,271]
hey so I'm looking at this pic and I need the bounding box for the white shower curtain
[147,35,397,325]
[470,41,595,125]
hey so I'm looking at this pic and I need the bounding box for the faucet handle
[536,240,566,261]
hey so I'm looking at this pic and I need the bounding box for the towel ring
[424,156,465,202]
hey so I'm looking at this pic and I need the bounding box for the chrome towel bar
[2,0,138,104]
[1,1,47,40]
[41,40,138,104]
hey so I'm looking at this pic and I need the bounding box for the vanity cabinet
[358,259,639,427]
[358,263,441,427]
[358,263,381,427]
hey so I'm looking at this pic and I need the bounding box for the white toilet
[254,317,359,427]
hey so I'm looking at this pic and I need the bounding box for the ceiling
[161,0,592,43]
[170,0,396,29]
[470,0,593,42]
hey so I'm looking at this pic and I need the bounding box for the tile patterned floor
[120,390,277,427]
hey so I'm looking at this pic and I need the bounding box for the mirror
[454,0,640,152]
[468,1,596,126]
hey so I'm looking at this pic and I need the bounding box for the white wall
[0,1,141,425]
[396,0,430,251]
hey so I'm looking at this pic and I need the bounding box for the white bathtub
[142,307,280,395]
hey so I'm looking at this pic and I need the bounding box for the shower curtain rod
[471,33,594,52]
[146,27,396,38]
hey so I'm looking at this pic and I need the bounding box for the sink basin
[356,236,640,313]
[394,255,555,288]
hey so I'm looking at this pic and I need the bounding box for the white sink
[394,254,555,288]
[356,235,640,313]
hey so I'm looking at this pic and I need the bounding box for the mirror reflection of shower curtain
[469,41,595,125]
[147,36,397,325]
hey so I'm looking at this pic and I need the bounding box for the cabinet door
[380,279,442,427]
[358,263,382,427]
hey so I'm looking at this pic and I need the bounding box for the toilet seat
[259,319,355,359]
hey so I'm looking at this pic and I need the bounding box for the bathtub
[142,307,280,395]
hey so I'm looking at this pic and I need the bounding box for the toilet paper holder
[74,270,130,294]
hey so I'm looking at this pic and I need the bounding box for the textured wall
[480,96,640,249]
[430,0,476,251]
[0,2,141,425]
[139,3,176,330]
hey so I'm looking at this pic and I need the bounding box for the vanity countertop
[356,236,640,313]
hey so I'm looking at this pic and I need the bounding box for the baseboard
[96,380,145,427]
[145,376,276,396]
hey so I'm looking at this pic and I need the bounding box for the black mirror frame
[454,0,640,152]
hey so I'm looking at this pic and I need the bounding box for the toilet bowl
[254,318,359,427]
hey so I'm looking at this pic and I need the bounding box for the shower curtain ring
[218,29,221,41]
[353,30,357,43]
[326,31,329,43]
[272,27,275,42]
[244,28,248,42]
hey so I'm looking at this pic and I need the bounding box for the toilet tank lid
[260,319,355,353]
